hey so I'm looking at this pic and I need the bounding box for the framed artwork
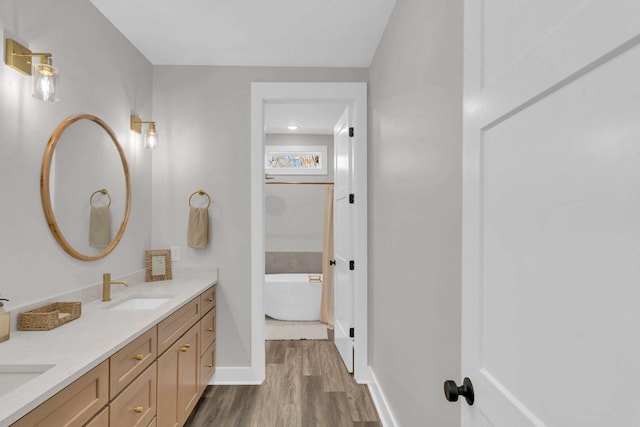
[265,145,327,175]
[145,249,173,282]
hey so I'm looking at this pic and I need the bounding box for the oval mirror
[41,114,131,261]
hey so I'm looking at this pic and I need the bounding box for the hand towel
[89,206,110,248]
[188,207,209,248]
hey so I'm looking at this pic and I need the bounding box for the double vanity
[0,269,217,427]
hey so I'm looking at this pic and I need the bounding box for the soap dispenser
[0,297,9,343]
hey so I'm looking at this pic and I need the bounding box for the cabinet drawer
[12,360,109,427]
[110,327,157,399]
[158,298,200,354]
[199,286,216,314]
[200,306,216,355]
[85,406,109,427]
[199,341,216,395]
[109,362,156,427]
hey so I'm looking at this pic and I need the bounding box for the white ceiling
[265,103,347,135]
[89,0,397,67]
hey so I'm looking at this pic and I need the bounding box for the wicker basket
[18,302,81,331]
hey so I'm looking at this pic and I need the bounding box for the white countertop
[0,268,218,426]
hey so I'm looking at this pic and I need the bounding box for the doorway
[250,82,369,383]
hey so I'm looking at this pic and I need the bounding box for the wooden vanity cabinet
[157,285,216,427]
[10,284,216,427]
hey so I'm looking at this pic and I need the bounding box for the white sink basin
[0,364,55,397]
[108,297,172,310]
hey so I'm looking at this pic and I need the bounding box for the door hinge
[349,260,355,270]
[349,127,354,137]
[349,194,355,204]
[349,327,355,338]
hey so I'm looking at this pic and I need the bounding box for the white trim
[210,367,264,385]
[366,367,399,427]
[251,82,368,383]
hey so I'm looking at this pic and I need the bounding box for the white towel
[89,206,110,248]
[188,207,209,248]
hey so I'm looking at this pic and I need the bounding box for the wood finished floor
[185,339,381,426]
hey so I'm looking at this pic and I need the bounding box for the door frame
[250,82,369,383]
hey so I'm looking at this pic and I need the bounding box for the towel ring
[90,189,111,208]
[189,189,211,209]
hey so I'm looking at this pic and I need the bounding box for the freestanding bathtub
[265,273,323,321]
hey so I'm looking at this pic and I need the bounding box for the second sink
[108,297,172,311]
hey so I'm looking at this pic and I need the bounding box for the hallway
[185,340,381,426]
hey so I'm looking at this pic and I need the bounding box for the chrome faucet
[102,273,128,301]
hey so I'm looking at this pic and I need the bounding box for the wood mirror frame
[41,114,131,261]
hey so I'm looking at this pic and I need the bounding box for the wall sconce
[130,114,159,149]
[5,38,59,102]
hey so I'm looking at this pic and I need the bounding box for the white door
[333,107,354,372]
[461,1,640,426]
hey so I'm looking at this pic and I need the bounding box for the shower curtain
[320,186,334,327]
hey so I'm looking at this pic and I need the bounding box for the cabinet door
[12,360,109,427]
[157,346,179,427]
[157,322,200,427]
[177,323,201,425]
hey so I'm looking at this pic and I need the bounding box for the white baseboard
[210,367,264,385]
[366,367,399,427]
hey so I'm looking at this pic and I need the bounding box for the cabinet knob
[207,364,213,368]
[208,328,214,332]
[134,354,144,361]
[180,346,189,352]
[183,343,191,348]
[133,406,143,413]
[207,297,214,302]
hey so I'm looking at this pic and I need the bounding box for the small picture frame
[145,249,173,282]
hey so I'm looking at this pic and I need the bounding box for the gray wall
[0,0,153,307]
[265,133,333,253]
[368,0,463,425]
[151,66,367,367]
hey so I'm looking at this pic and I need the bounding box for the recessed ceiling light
[287,125,299,131]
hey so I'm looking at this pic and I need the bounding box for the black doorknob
[444,377,474,405]
[329,260,336,266]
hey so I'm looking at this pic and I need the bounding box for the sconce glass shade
[144,123,158,149]
[32,61,59,102]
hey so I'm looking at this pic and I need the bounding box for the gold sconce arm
[5,39,51,75]
[130,114,156,133]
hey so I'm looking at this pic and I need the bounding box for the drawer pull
[134,354,144,361]
[208,328,214,332]
[180,346,189,352]
[207,297,214,302]
[134,406,144,413]
[207,364,213,368]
